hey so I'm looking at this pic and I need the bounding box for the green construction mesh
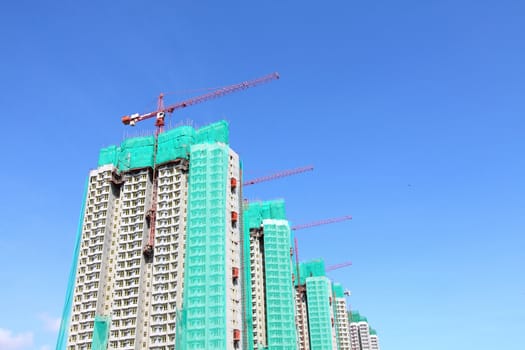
[98,145,119,167]
[260,200,286,220]
[349,311,368,323]
[296,259,326,286]
[179,142,229,350]
[195,120,229,144]
[175,308,187,349]
[118,135,155,171]
[243,200,294,350]
[97,122,229,170]
[306,276,334,350]
[244,200,286,229]
[263,219,297,350]
[332,283,344,298]
[55,178,89,350]
[91,315,111,350]
[369,328,377,336]
[156,126,196,164]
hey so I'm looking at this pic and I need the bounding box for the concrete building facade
[332,284,351,350]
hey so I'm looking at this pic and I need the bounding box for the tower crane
[121,72,280,133]
[243,166,314,186]
[292,215,352,283]
[291,215,352,231]
[292,215,352,285]
[120,72,279,259]
[325,261,353,272]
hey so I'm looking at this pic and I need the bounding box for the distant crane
[293,215,352,284]
[292,215,352,282]
[243,166,314,186]
[326,261,353,272]
[120,72,280,259]
[291,215,352,231]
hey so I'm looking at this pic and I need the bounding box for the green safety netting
[118,135,155,171]
[369,328,377,336]
[332,283,344,298]
[55,178,89,350]
[295,259,326,286]
[156,125,195,164]
[260,201,286,220]
[91,315,111,350]
[263,219,297,350]
[331,282,344,350]
[348,310,368,323]
[195,120,229,144]
[98,145,119,167]
[243,200,296,350]
[179,142,229,350]
[306,276,334,350]
[97,121,229,171]
[244,200,286,229]
[175,307,186,349]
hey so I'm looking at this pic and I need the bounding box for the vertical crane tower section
[120,72,280,258]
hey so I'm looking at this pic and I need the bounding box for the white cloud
[40,345,51,350]
[0,328,33,350]
[38,314,61,333]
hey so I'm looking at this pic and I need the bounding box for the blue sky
[0,1,524,349]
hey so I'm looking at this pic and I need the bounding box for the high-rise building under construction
[243,200,297,350]
[57,121,244,350]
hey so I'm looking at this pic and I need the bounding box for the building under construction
[348,311,380,350]
[56,74,380,350]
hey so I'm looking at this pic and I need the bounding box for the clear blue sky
[0,1,523,349]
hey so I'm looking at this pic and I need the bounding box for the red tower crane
[121,72,280,133]
[325,261,353,272]
[120,72,280,259]
[243,166,314,186]
[291,215,352,231]
[292,215,352,283]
